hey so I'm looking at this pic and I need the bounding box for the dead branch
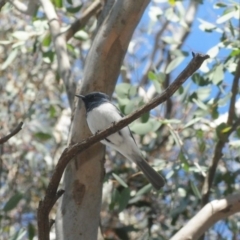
[0,122,23,144]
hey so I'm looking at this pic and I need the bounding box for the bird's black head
[75,92,110,112]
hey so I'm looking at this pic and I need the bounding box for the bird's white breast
[86,102,141,159]
[86,102,122,132]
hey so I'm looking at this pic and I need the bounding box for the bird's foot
[95,130,100,135]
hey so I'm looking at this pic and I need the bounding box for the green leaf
[54,0,62,8]
[12,31,29,41]
[117,97,130,107]
[34,132,52,141]
[49,105,56,118]
[109,188,120,210]
[1,48,18,70]
[215,3,227,7]
[168,0,175,5]
[10,229,27,240]
[12,41,25,49]
[192,98,208,111]
[0,40,12,44]
[192,73,209,86]
[112,173,128,188]
[42,34,51,47]
[221,126,232,133]
[169,129,180,147]
[67,5,82,13]
[148,71,157,81]
[196,87,211,100]
[189,92,198,102]
[199,141,206,153]
[165,7,179,22]
[178,187,187,197]
[162,36,181,45]
[165,56,185,74]
[211,105,219,119]
[43,50,55,63]
[216,9,238,24]
[160,119,181,124]
[116,83,131,98]
[151,79,162,93]
[130,119,161,135]
[183,117,202,129]
[230,49,240,57]
[74,30,89,41]
[28,223,35,240]
[190,181,201,199]
[66,0,73,4]
[198,18,216,32]
[4,192,23,212]
[218,92,231,107]
[228,20,235,37]
[118,188,130,212]
[129,85,137,97]
[141,112,150,123]
[179,152,189,172]
[124,97,142,115]
[216,123,231,141]
[135,184,152,196]
[212,64,224,85]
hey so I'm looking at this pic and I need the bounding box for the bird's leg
[111,121,116,126]
[95,130,100,135]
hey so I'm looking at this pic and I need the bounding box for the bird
[75,92,165,190]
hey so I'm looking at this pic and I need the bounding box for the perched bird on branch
[76,92,165,190]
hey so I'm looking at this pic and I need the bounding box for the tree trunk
[56,1,150,239]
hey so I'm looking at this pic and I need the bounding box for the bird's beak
[75,94,85,99]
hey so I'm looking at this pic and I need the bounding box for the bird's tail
[135,159,165,190]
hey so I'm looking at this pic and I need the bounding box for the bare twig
[201,59,240,207]
[65,0,102,41]
[139,20,169,86]
[227,59,240,125]
[39,0,76,109]
[170,193,240,240]
[37,53,209,240]
[0,122,23,144]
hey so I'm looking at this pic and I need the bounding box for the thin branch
[0,122,23,144]
[39,0,76,109]
[201,59,240,207]
[37,53,209,240]
[65,0,102,41]
[139,20,169,85]
[170,193,240,240]
[227,59,240,125]
[8,0,38,15]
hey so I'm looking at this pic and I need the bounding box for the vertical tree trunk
[56,1,150,239]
